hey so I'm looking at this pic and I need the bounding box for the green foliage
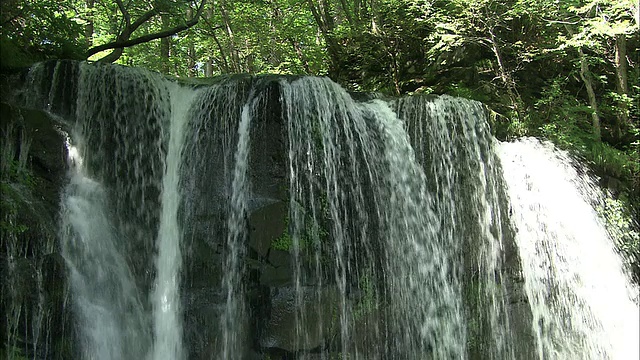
[534,88,636,185]
[1,170,33,235]
[537,120,638,192]
[271,224,294,251]
[0,0,85,67]
[598,194,640,282]
[0,346,29,360]
[506,118,528,139]
[1,183,30,235]
[0,38,35,68]
[446,83,492,103]
[2,160,36,189]
[353,272,377,319]
[589,142,635,180]
[520,70,639,198]
[271,213,328,252]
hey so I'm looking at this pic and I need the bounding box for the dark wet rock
[183,287,226,359]
[249,201,288,258]
[260,265,292,287]
[267,249,291,269]
[247,79,287,208]
[260,249,293,286]
[42,252,66,297]
[259,286,340,353]
[0,97,71,359]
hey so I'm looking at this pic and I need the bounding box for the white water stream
[220,93,259,359]
[152,83,198,360]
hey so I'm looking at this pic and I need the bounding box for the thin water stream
[152,83,199,360]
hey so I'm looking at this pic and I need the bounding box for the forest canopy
[1,0,638,197]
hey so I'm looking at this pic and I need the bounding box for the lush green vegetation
[1,0,638,272]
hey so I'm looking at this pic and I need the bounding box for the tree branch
[87,0,207,60]
[114,0,131,27]
[129,8,160,34]
[88,20,195,57]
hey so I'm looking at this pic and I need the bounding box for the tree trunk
[160,14,171,74]
[577,46,602,141]
[307,0,341,74]
[565,25,601,141]
[211,31,230,73]
[338,0,353,26]
[267,0,284,67]
[614,33,629,141]
[267,0,311,73]
[188,44,197,77]
[100,48,124,63]
[205,5,217,76]
[370,0,378,33]
[219,0,240,72]
[290,39,311,74]
[488,29,523,120]
[185,8,196,77]
[85,0,95,47]
[205,58,214,77]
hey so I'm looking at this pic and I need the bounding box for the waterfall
[6,60,638,359]
[498,138,639,359]
[396,95,520,359]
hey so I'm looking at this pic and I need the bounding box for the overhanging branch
[86,0,207,60]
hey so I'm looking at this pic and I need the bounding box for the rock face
[0,100,72,359]
[259,286,340,352]
[249,201,288,259]
[1,60,538,359]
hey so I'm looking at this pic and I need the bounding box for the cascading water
[498,138,640,360]
[60,62,176,359]
[281,79,482,358]
[395,96,525,359]
[220,90,263,359]
[372,100,468,358]
[6,60,638,360]
[60,142,150,359]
